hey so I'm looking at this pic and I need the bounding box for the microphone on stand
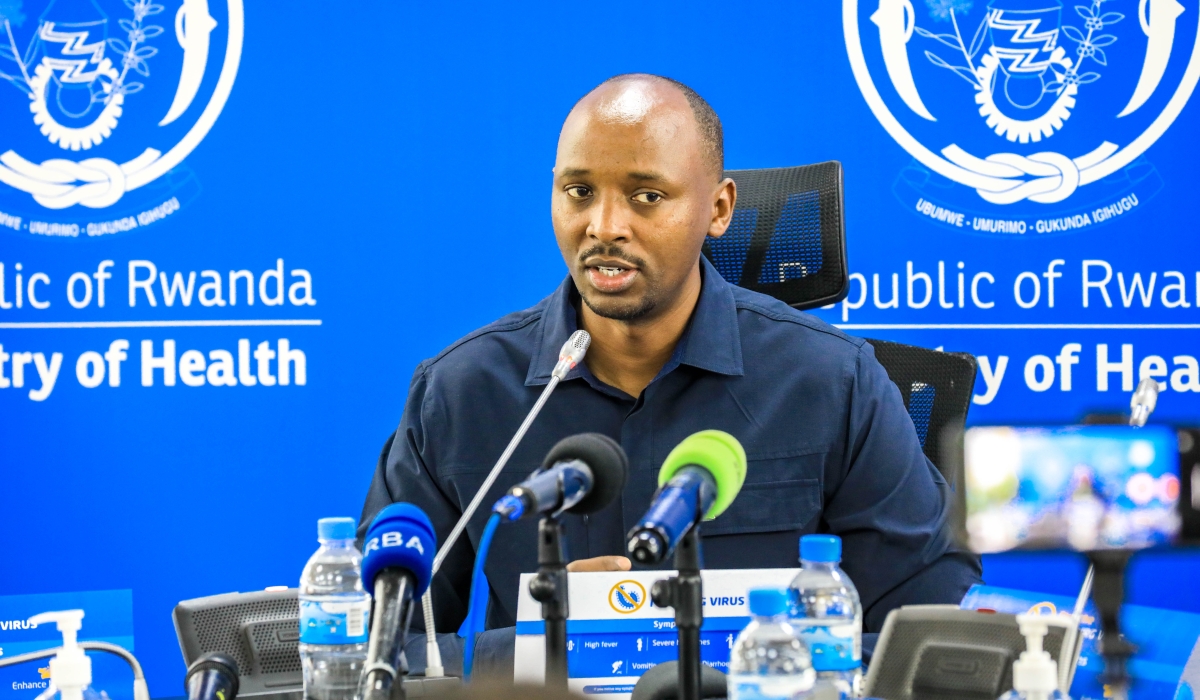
[360,504,437,700]
[499,434,628,688]
[626,430,747,565]
[627,430,747,700]
[418,330,591,677]
[1129,377,1159,427]
[184,653,239,700]
[494,433,628,522]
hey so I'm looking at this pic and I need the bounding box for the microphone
[185,653,239,700]
[626,430,747,565]
[552,330,591,379]
[418,330,591,676]
[493,433,628,521]
[1130,376,1159,427]
[501,433,627,687]
[360,503,437,700]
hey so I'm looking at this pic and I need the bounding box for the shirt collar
[525,256,744,387]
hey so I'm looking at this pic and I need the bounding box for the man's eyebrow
[628,171,666,182]
[556,169,668,181]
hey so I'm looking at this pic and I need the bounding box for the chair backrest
[704,162,848,310]
[706,162,974,532]
[865,339,977,485]
[866,338,977,539]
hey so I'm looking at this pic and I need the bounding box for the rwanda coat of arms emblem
[0,0,241,236]
[845,0,1198,233]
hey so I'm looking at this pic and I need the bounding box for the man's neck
[579,264,703,398]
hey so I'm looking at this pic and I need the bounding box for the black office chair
[863,338,977,541]
[863,339,977,486]
[714,164,977,473]
[705,162,848,310]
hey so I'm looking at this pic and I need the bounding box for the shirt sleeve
[358,364,475,635]
[824,342,982,631]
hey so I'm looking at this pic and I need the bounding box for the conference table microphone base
[528,516,570,689]
[649,526,705,700]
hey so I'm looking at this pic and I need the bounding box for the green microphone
[625,430,747,564]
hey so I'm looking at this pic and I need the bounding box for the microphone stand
[362,571,415,700]
[527,516,569,688]
[1086,549,1136,700]
[420,327,591,677]
[650,524,704,700]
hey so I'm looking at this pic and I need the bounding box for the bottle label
[299,598,371,644]
[794,621,861,671]
[727,673,815,700]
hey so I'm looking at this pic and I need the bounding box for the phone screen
[964,425,1182,553]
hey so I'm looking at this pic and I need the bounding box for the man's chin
[580,292,658,322]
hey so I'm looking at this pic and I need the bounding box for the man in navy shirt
[360,74,981,672]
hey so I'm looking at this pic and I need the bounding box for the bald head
[550,73,737,327]
[567,74,724,178]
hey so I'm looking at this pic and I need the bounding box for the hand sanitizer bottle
[999,614,1070,700]
[26,610,120,700]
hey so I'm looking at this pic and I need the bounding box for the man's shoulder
[729,285,866,354]
[415,298,548,378]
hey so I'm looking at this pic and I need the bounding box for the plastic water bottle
[727,588,816,700]
[788,535,863,698]
[299,517,371,700]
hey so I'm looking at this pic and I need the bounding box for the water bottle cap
[318,517,356,540]
[748,588,789,617]
[800,534,841,562]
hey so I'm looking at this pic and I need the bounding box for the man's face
[552,82,723,322]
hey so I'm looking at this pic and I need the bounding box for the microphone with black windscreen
[517,433,628,688]
[185,653,239,700]
[359,503,436,700]
[494,432,628,521]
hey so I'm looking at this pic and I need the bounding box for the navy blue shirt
[360,258,981,637]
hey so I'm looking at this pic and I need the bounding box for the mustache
[577,244,647,268]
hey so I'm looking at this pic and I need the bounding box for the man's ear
[707,177,737,239]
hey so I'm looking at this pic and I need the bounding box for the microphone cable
[421,374,560,676]
[461,511,502,679]
[418,329,590,677]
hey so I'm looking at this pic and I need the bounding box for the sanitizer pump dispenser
[27,610,101,700]
[1000,614,1070,700]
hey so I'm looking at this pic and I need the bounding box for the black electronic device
[173,589,459,700]
[863,607,1075,700]
[173,588,303,699]
[963,424,1184,553]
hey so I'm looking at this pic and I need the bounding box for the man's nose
[586,193,633,244]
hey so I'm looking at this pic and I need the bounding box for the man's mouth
[583,257,639,293]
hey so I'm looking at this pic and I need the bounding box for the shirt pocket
[701,454,825,536]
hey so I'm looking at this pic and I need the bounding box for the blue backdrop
[1,0,1198,696]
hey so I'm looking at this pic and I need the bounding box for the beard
[579,287,660,321]
[574,243,660,321]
